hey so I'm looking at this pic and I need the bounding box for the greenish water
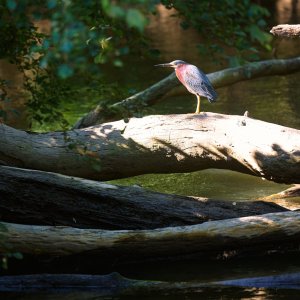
[111,169,288,200]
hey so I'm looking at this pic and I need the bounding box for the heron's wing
[183,66,217,102]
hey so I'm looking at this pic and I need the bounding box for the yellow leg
[195,95,201,114]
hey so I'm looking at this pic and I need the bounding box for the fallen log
[73,56,300,128]
[1,211,299,259]
[270,24,300,38]
[0,272,299,294]
[261,184,300,200]
[0,166,287,229]
[1,113,300,183]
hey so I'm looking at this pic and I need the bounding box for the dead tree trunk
[0,113,299,183]
[0,166,287,230]
[73,56,300,128]
[1,211,299,259]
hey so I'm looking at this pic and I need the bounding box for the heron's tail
[205,84,218,103]
[208,91,218,103]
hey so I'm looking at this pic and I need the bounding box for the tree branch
[270,24,300,37]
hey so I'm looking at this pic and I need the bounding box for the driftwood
[0,166,287,229]
[73,56,300,128]
[0,272,299,294]
[1,113,299,183]
[261,185,300,200]
[270,24,300,38]
[258,184,300,211]
[1,211,299,259]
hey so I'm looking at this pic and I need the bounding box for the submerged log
[0,166,287,229]
[1,113,300,183]
[73,56,300,128]
[1,211,299,259]
[0,272,299,294]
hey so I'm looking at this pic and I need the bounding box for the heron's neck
[175,65,187,84]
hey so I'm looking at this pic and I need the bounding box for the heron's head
[155,60,187,69]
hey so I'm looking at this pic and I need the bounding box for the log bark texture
[0,211,299,258]
[270,24,300,37]
[0,166,287,230]
[1,113,300,183]
[73,56,300,128]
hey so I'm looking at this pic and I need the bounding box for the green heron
[155,60,217,113]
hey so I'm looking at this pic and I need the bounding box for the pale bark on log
[261,184,300,200]
[270,24,300,37]
[0,113,300,183]
[0,211,299,258]
[73,56,300,128]
[0,272,299,294]
[258,184,300,211]
[0,166,287,230]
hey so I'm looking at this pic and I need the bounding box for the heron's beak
[154,63,174,68]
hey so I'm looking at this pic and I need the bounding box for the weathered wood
[270,24,300,37]
[261,184,300,200]
[73,56,300,128]
[1,113,300,183]
[258,184,300,211]
[0,166,287,229]
[0,272,299,294]
[1,211,299,258]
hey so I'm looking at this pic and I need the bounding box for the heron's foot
[194,109,201,114]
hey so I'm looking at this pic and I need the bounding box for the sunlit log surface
[0,272,299,294]
[270,24,300,37]
[73,56,300,128]
[1,113,300,183]
[0,211,299,259]
[0,166,287,229]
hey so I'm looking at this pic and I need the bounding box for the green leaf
[47,0,57,9]
[6,0,17,11]
[113,59,123,67]
[12,252,23,260]
[94,53,106,64]
[126,9,147,33]
[248,24,272,45]
[57,64,74,79]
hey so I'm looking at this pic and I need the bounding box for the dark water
[2,2,300,299]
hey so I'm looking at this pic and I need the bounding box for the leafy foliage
[161,0,272,66]
[0,0,157,127]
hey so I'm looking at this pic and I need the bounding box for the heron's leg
[195,95,201,114]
